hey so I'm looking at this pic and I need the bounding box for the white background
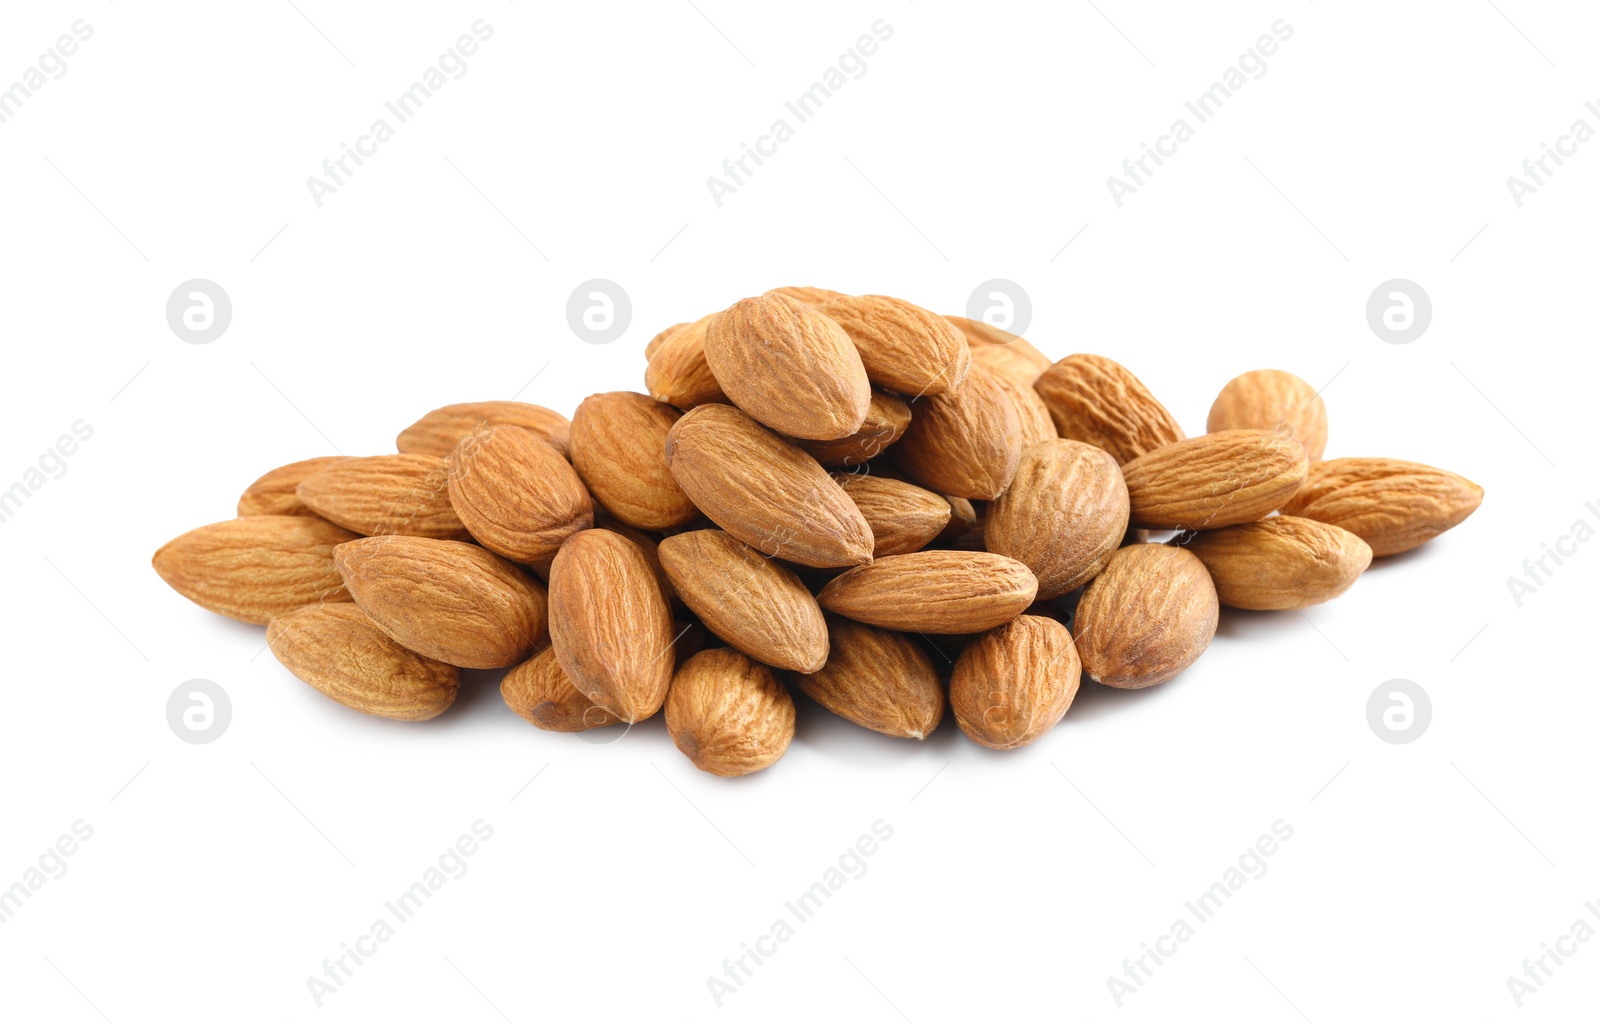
[1,1,1596,1020]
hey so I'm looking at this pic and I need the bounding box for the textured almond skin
[267,604,459,721]
[333,537,548,669]
[817,294,971,396]
[945,316,1054,389]
[1122,430,1310,530]
[501,646,620,732]
[645,320,689,361]
[645,314,726,409]
[665,649,795,777]
[766,285,847,307]
[1073,545,1218,689]
[237,456,347,516]
[1279,457,1484,557]
[893,367,1023,500]
[832,473,952,556]
[1033,354,1184,465]
[397,401,571,459]
[985,440,1130,599]
[296,454,471,540]
[1184,517,1372,610]
[938,495,980,541]
[548,529,677,723]
[569,392,697,531]
[1207,369,1329,462]
[791,391,912,468]
[817,551,1038,634]
[992,371,1058,448]
[152,515,358,624]
[793,616,943,739]
[657,530,829,672]
[950,615,1080,750]
[447,424,594,563]
[664,405,874,568]
[704,293,871,440]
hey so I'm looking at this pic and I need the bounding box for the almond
[792,616,943,739]
[664,404,874,568]
[1122,429,1309,530]
[892,366,1022,500]
[295,454,470,540]
[766,285,847,307]
[1184,517,1372,610]
[267,603,459,721]
[944,316,1053,389]
[569,392,697,530]
[548,529,677,722]
[816,294,971,396]
[1073,544,1217,689]
[501,646,620,732]
[790,391,912,469]
[1279,457,1484,556]
[985,439,1129,599]
[595,512,678,607]
[645,320,689,361]
[949,614,1080,750]
[817,550,1038,633]
[447,424,594,563]
[645,313,726,409]
[657,529,828,672]
[152,515,358,624]
[397,401,571,459]
[704,292,870,440]
[237,456,347,517]
[992,371,1058,448]
[1207,369,1329,462]
[665,648,795,776]
[1033,354,1184,465]
[832,473,951,556]
[938,495,980,541]
[333,536,547,669]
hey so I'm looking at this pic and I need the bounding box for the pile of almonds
[152,287,1484,776]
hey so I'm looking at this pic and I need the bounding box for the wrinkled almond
[950,615,1080,750]
[1207,369,1329,462]
[985,439,1129,599]
[1184,517,1372,610]
[501,646,620,732]
[397,401,571,459]
[237,456,347,517]
[665,649,795,776]
[790,391,912,469]
[1122,429,1309,530]
[1033,354,1184,465]
[832,473,952,556]
[1279,457,1484,556]
[893,366,1022,500]
[792,616,943,739]
[267,603,459,721]
[817,550,1037,634]
[1073,545,1217,689]
[645,314,726,409]
[816,294,971,396]
[296,454,470,540]
[448,424,594,563]
[152,515,358,624]
[569,392,697,531]
[945,315,1054,389]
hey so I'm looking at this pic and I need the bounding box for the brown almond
[892,366,1022,500]
[985,439,1129,599]
[950,615,1080,750]
[645,313,726,409]
[645,321,689,361]
[817,550,1037,634]
[1279,457,1484,557]
[665,649,795,776]
[1033,354,1184,465]
[938,495,980,541]
[333,536,547,669]
[816,294,971,396]
[152,515,358,624]
[397,401,571,459]
[237,456,347,517]
[792,616,943,739]
[790,391,913,469]
[991,370,1058,448]
[501,646,620,732]
[945,315,1054,389]
[664,404,874,568]
[1122,429,1309,530]
[766,285,847,307]
[657,529,828,673]
[569,392,697,531]
[1073,545,1218,689]
[704,292,870,440]
[296,454,470,540]
[548,529,677,722]
[1184,517,1372,610]
[447,424,594,563]
[1207,369,1329,462]
[832,473,952,556]
[267,604,459,721]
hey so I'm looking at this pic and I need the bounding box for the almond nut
[1073,544,1218,689]
[791,616,944,739]
[816,294,971,396]
[237,456,348,517]
[892,366,1022,500]
[1207,369,1329,462]
[832,473,952,557]
[1278,457,1484,556]
[645,313,726,409]
[1033,354,1184,465]
[945,315,1053,389]
[267,603,459,720]
[397,401,571,459]
[817,550,1038,634]
[152,515,358,624]
[569,392,697,531]
[296,454,471,540]
[1184,516,1372,609]
[501,646,620,732]
[447,424,594,563]
[950,614,1080,749]
[665,648,795,776]
[790,391,912,469]
[985,439,1129,598]
[1122,429,1309,530]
